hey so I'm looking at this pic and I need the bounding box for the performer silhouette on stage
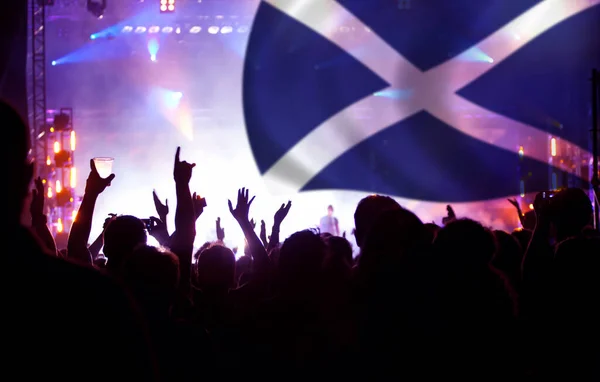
[319,205,340,236]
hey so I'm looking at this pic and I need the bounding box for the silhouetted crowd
[3,99,599,380]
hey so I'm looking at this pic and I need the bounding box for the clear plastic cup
[93,157,114,179]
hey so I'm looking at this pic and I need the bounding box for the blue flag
[243,0,599,202]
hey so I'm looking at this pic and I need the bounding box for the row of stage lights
[119,25,250,35]
[115,24,366,36]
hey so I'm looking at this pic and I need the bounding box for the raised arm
[267,201,292,253]
[88,214,115,260]
[507,198,526,228]
[259,219,268,248]
[30,176,57,255]
[169,147,197,294]
[67,159,115,264]
[229,188,268,271]
[216,217,225,243]
[152,189,169,232]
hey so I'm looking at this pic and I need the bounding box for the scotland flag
[243,0,599,202]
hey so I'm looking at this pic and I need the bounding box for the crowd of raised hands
[13,133,600,379]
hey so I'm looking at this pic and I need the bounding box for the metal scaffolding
[28,0,48,181]
[28,0,79,236]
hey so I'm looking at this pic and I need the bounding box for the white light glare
[189,26,201,34]
[207,26,220,34]
[220,26,233,34]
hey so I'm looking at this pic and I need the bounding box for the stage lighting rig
[160,0,175,13]
[53,112,69,131]
[87,0,106,19]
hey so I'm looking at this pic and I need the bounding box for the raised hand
[147,216,170,246]
[152,190,169,220]
[30,176,45,218]
[86,158,115,195]
[274,201,292,225]
[250,218,256,229]
[192,192,207,220]
[216,217,225,241]
[228,188,255,223]
[259,219,268,245]
[173,146,195,184]
[507,198,520,210]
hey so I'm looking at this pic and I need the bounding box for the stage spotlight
[160,0,175,13]
[56,188,73,207]
[87,0,106,19]
[54,150,71,168]
[220,26,233,34]
[237,26,249,33]
[53,113,70,131]
[189,26,201,34]
[208,26,219,34]
[51,60,57,66]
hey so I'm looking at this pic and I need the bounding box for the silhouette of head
[511,228,532,251]
[359,207,427,274]
[2,100,33,227]
[279,229,326,288]
[103,215,147,272]
[325,235,353,269]
[433,218,496,269]
[423,222,441,243]
[551,188,593,240]
[492,230,523,282]
[235,255,252,286]
[354,195,401,249]
[194,241,212,263]
[195,243,236,291]
[320,232,333,239]
[327,205,334,216]
[121,245,180,311]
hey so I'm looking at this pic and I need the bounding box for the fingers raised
[90,158,98,174]
[175,146,181,164]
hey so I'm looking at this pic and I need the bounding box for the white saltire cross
[261,0,598,195]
